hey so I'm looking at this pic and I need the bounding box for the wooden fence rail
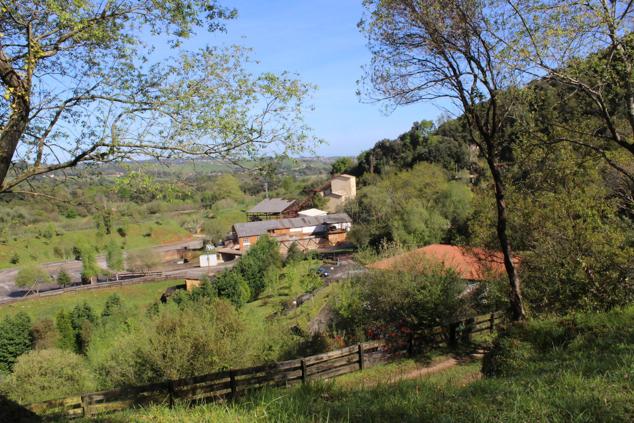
[27,312,503,419]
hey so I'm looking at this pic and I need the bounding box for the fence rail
[0,273,179,306]
[27,312,503,419]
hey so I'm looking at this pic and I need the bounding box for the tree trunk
[487,157,526,321]
[0,92,30,191]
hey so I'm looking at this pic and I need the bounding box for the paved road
[0,238,205,300]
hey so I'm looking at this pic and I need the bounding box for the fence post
[229,370,237,399]
[490,312,495,333]
[358,343,365,370]
[301,359,307,384]
[448,322,458,348]
[462,317,475,343]
[168,380,175,408]
[81,394,91,418]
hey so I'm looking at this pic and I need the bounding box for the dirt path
[357,353,484,388]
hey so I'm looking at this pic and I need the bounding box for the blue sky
[186,1,447,157]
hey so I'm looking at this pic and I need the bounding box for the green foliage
[235,235,282,299]
[330,157,354,175]
[55,310,76,351]
[1,348,95,404]
[31,319,58,350]
[70,303,98,354]
[101,294,124,320]
[126,248,160,272]
[89,300,250,387]
[106,240,124,272]
[14,265,51,291]
[332,268,468,343]
[0,312,32,373]
[80,246,100,282]
[346,163,472,249]
[354,120,470,176]
[56,269,72,287]
[213,271,251,307]
[284,242,304,265]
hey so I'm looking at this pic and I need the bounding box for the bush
[56,269,72,286]
[126,248,160,272]
[0,312,32,373]
[1,349,95,403]
[332,267,468,344]
[90,300,250,387]
[55,310,75,351]
[214,270,251,307]
[31,319,58,350]
[235,235,282,299]
[285,242,304,265]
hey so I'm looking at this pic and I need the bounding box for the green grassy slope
[0,279,180,321]
[94,306,634,423]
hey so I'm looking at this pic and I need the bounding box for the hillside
[88,306,634,422]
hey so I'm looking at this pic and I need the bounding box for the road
[0,238,205,301]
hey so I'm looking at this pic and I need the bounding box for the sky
[182,1,448,157]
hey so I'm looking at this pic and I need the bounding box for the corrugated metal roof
[233,213,352,238]
[247,198,296,214]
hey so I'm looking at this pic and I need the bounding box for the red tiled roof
[368,244,517,281]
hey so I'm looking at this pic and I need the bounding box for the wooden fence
[26,311,503,419]
[0,272,176,306]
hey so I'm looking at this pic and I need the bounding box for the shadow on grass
[0,394,41,423]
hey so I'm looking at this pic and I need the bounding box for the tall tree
[504,0,634,180]
[0,1,315,194]
[360,0,527,319]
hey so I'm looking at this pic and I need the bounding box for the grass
[87,306,634,422]
[0,279,180,321]
[0,216,191,269]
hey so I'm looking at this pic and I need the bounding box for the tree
[235,235,282,299]
[105,240,124,273]
[15,265,51,294]
[0,2,315,194]
[0,312,32,372]
[55,310,75,351]
[80,246,99,284]
[214,270,251,307]
[101,294,124,320]
[504,1,634,180]
[56,269,72,287]
[331,157,355,175]
[360,0,527,320]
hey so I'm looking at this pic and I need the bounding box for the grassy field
[0,217,191,269]
[87,306,634,422]
[0,279,180,321]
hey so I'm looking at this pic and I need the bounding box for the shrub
[70,303,98,354]
[31,319,58,350]
[56,269,72,287]
[0,312,33,373]
[55,310,76,351]
[214,270,251,307]
[126,248,160,272]
[235,235,282,299]
[332,267,468,344]
[1,349,95,403]
[101,294,124,320]
[90,300,250,387]
[285,242,304,265]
